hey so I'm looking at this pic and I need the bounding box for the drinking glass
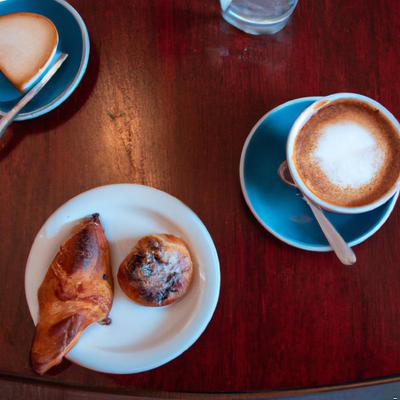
[220,0,298,35]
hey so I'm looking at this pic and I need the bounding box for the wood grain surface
[1,0,400,394]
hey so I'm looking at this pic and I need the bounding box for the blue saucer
[0,0,89,120]
[240,97,399,251]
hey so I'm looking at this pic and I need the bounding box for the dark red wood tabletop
[1,0,400,395]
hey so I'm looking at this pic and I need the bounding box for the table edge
[1,371,400,398]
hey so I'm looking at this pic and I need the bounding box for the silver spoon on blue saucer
[278,160,356,266]
[0,52,68,140]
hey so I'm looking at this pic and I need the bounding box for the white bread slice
[0,12,59,92]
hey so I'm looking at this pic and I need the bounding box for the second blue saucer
[240,97,399,251]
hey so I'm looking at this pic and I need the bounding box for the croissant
[118,234,193,307]
[31,213,113,375]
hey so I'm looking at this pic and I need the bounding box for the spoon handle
[0,114,13,140]
[304,197,356,266]
[0,53,68,141]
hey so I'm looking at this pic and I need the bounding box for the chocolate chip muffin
[117,234,193,307]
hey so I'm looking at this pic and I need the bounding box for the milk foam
[312,122,384,188]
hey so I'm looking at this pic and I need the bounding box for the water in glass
[221,0,298,35]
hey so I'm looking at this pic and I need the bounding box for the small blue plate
[0,0,89,120]
[240,97,399,251]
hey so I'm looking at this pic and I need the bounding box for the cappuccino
[293,99,400,207]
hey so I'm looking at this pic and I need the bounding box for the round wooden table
[1,0,400,396]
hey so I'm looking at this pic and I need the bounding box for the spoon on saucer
[278,160,356,266]
[0,52,68,140]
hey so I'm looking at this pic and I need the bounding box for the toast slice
[0,12,59,92]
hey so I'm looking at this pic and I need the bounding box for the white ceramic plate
[25,184,220,374]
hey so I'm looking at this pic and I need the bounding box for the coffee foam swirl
[313,122,384,189]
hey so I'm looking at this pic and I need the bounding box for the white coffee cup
[286,93,400,214]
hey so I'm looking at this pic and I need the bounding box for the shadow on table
[0,42,100,162]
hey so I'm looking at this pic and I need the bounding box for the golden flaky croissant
[31,213,113,375]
